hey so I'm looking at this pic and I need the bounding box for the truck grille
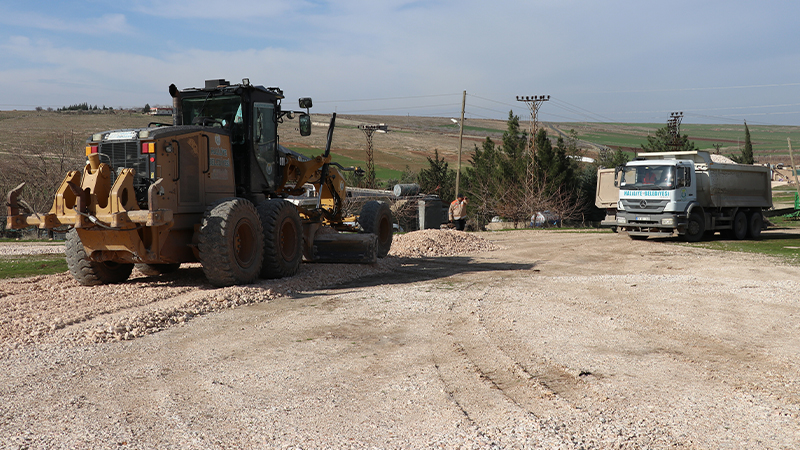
[620,199,669,213]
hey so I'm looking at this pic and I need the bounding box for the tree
[498,111,529,185]
[143,104,151,114]
[640,126,697,152]
[417,149,455,202]
[731,122,754,164]
[596,147,630,168]
[534,129,575,198]
[463,137,502,227]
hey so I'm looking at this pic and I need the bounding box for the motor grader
[6,79,393,287]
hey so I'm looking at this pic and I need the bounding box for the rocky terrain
[1,229,798,449]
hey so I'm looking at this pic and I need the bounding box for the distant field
[3,110,800,185]
[553,122,800,164]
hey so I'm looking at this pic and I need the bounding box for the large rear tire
[198,198,264,287]
[359,200,393,258]
[732,211,748,240]
[258,199,303,279]
[747,212,763,240]
[65,229,133,286]
[684,212,705,242]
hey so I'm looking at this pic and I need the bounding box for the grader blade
[310,233,378,264]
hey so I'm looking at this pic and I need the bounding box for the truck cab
[616,159,697,238]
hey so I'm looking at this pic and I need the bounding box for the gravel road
[1,229,799,449]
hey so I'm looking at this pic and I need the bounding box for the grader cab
[6,79,393,287]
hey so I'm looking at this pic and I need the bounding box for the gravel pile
[389,229,499,258]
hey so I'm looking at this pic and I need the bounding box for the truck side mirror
[298,113,311,136]
[299,97,313,109]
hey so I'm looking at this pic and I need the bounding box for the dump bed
[595,168,619,209]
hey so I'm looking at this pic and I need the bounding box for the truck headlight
[661,217,674,225]
[617,217,627,224]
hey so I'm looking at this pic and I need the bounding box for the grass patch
[680,232,800,264]
[0,254,67,279]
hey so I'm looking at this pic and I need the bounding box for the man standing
[449,194,468,231]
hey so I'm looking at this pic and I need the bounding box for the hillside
[2,110,800,181]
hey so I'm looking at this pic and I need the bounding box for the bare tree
[0,131,84,236]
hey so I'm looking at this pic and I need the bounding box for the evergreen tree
[640,126,697,152]
[533,129,575,197]
[731,122,754,164]
[596,147,630,168]
[417,149,455,202]
[498,111,528,185]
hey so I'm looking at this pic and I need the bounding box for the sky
[1,0,799,126]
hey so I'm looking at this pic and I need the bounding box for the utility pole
[358,124,387,189]
[516,95,550,183]
[454,90,466,201]
[667,112,683,152]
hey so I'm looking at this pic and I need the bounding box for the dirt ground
[1,229,799,449]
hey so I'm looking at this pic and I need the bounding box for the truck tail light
[141,142,155,154]
[85,145,98,156]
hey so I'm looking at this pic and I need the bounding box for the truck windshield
[620,165,676,190]
[181,95,242,129]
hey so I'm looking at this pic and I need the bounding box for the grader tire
[258,199,303,279]
[359,200,393,258]
[198,198,264,287]
[135,263,180,276]
[65,229,133,286]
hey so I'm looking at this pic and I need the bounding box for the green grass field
[0,254,67,279]
[681,231,800,264]
[555,122,800,164]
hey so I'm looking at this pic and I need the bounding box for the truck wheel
[684,212,705,242]
[135,263,180,276]
[198,198,264,287]
[732,211,748,240]
[258,199,303,279]
[65,229,133,285]
[747,212,763,240]
[359,200,393,258]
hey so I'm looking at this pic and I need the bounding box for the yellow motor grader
[6,79,393,287]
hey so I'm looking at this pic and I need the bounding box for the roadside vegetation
[2,108,800,277]
[0,254,67,279]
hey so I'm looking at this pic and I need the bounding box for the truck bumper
[616,212,686,237]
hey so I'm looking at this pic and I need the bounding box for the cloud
[0,8,134,36]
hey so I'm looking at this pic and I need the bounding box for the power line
[316,93,462,104]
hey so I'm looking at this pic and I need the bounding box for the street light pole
[455,90,466,201]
